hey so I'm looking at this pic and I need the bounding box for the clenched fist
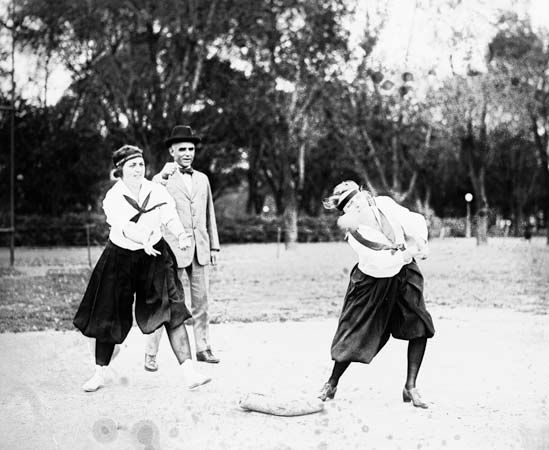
[160,162,179,180]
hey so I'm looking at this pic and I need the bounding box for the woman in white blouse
[74,145,211,392]
[319,181,435,408]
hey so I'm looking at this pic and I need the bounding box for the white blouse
[103,179,186,250]
[347,196,429,278]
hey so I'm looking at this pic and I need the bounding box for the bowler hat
[165,125,201,147]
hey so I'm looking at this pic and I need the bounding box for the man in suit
[144,125,221,369]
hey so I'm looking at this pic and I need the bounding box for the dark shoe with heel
[318,382,337,401]
[402,387,428,408]
[196,349,220,364]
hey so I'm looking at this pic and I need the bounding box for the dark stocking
[328,361,351,387]
[95,341,115,366]
[165,323,192,364]
[406,337,427,389]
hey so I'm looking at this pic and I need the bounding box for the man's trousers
[145,253,211,354]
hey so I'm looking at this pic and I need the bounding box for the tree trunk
[283,190,298,249]
[513,204,523,237]
[273,190,285,216]
[461,114,489,246]
[245,175,256,215]
[476,206,489,244]
[530,114,549,244]
[475,172,489,245]
[391,134,401,193]
[545,206,549,245]
[543,176,549,245]
[246,173,265,215]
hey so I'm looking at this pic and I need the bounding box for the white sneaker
[82,365,106,392]
[181,360,211,390]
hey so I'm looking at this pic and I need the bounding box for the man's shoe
[403,387,428,409]
[196,349,220,364]
[82,366,106,392]
[318,382,337,401]
[144,354,158,372]
[181,360,212,390]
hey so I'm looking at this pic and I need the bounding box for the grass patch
[1,238,548,332]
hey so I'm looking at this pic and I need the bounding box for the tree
[231,0,350,246]
[12,0,271,202]
[488,13,549,243]
[488,128,540,235]
[436,71,496,244]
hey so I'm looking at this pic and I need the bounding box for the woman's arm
[157,185,191,249]
[103,188,158,254]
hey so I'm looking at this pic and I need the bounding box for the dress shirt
[181,172,192,194]
[347,196,428,278]
[103,179,186,250]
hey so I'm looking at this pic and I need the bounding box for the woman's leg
[329,361,351,387]
[95,341,115,366]
[165,323,192,364]
[319,361,351,401]
[165,323,211,389]
[82,341,115,392]
[405,337,427,389]
[89,339,120,364]
[403,337,428,408]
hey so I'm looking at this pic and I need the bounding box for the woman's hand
[143,243,160,257]
[415,244,429,260]
[404,234,429,260]
[401,248,413,264]
[403,239,429,261]
[143,230,161,257]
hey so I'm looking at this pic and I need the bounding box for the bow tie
[179,167,194,175]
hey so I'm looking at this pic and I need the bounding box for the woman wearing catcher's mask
[319,181,435,408]
[73,145,211,392]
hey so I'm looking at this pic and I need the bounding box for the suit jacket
[155,169,220,268]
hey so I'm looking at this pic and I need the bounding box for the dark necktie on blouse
[376,208,396,243]
[123,192,167,223]
[180,167,194,175]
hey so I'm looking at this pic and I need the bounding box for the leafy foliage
[0,2,547,244]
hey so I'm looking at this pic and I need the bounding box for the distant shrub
[217,215,342,243]
[432,217,467,238]
[4,211,527,246]
[0,213,343,246]
[0,213,109,246]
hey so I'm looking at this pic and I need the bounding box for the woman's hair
[112,145,143,168]
[323,180,360,210]
[110,144,144,179]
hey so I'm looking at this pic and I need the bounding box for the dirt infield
[0,306,548,450]
[1,239,548,448]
